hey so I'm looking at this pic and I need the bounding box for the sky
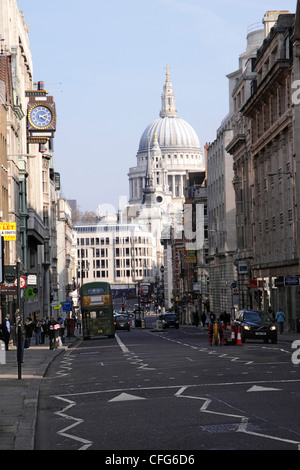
[17,0,298,214]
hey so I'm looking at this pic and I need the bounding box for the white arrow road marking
[247,385,281,392]
[109,392,146,402]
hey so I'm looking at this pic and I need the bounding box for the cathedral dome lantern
[137,67,201,154]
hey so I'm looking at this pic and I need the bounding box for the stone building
[227,9,300,330]
[74,219,155,290]
[207,22,265,318]
[0,1,64,321]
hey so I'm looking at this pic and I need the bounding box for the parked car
[114,313,131,331]
[159,312,179,329]
[234,309,277,343]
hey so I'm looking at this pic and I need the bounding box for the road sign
[62,301,73,312]
[231,282,238,294]
[14,276,26,289]
[25,288,35,299]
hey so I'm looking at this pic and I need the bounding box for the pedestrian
[24,317,34,347]
[268,306,275,322]
[48,316,57,350]
[2,314,11,351]
[201,312,206,327]
[34,319,42,345]
[41,318,48,344]
[205,312,211,326]
[14,315,25,363]
[275,308,286,334]
[59,319,65,344]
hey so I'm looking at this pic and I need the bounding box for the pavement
[0,326,299,451]
[0,333,81,450]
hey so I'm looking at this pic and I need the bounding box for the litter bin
[296,318,300,333]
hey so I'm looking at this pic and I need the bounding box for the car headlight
[243,325,251,330]
[270,325,277,331]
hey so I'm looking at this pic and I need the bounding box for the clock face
[28,105,54,129]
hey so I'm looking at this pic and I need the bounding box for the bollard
[218,323,224,345]
[208,323,213,346]
[0,340,5,365]
[214,322,219,346]
[17,325,22,380]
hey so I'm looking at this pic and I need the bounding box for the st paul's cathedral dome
[128,67,204,206]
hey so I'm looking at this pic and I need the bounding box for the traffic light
[122,304,125,312]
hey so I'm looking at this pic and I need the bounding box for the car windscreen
[244,312,271,322]
[165,315,177,321]
[116,315,128,321]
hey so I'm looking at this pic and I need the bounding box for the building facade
[0,1,68,323]
[227,10,300,330]
[74,220,155,290]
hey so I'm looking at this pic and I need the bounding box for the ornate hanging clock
[27,102,56,132]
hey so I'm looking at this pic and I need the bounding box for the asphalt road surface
[35,321,300,452]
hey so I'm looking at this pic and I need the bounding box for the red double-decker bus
[140,283,151,303]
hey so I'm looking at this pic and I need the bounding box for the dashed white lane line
[115,333,156,371]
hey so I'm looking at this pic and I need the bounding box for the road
[35,318,300,452]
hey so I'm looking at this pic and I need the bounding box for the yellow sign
[0,222,17,241]
[81,294,112,307]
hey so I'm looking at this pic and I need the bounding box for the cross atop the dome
[165,65,170,82]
